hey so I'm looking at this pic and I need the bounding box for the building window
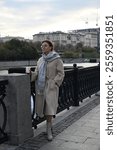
[67,35,71,40]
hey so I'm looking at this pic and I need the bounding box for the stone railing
[0,74,33,145]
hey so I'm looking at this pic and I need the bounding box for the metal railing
[32,65,100,128]
[8,64,100,128]
[58,65,100,112]
[0,79,8,144]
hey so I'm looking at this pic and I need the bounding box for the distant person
[29,40,64,141]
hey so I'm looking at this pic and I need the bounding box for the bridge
[0,63,100,146]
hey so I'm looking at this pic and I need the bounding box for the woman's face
[41,42,52,55]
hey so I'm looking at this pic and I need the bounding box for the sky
[0,0,100,39]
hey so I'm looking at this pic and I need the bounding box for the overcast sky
[0,0,100,39]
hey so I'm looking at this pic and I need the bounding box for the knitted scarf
[37,51,60,93]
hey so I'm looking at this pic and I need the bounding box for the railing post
[0,74,33,145]
[73,64,79,106]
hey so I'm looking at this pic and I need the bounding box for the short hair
[41,40,54,51]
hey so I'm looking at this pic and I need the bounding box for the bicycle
[0,79,8,144]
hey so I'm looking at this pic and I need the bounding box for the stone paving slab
[16,96,99,150]
[59,141,99,150]
[0,94,100,150]
[39,105,100,150]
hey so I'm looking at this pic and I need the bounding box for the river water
[0,62,99,75]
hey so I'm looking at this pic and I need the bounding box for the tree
[65,44,75,51]
[0,39,39,61]
[75,42,83,50]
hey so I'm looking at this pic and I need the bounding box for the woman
[31,40,64,141]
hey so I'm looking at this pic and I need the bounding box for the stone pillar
[0,74,33,145]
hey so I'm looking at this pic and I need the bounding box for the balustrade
[8,64,100,129]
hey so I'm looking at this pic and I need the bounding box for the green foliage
[82,46,96,52]
[63,51,74,58]
[0,39,39,61]
[65,44,75,51]
[62,44,100,58]
[83,51,100,58]
[75,42,83,50]
[0,40,100,61]
[63,51,79,58]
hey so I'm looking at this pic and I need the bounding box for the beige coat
[31,58,64,117]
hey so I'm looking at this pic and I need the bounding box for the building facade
[70,28,100,50]
[33,28,100,50]
[33,31,80,46]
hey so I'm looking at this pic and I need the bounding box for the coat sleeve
[54,59,64,87]
[31,59,40,82]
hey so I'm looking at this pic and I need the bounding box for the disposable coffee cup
[26,67,31,73]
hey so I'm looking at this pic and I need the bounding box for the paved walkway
[0,94,100,150]
[39,105,100,150]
